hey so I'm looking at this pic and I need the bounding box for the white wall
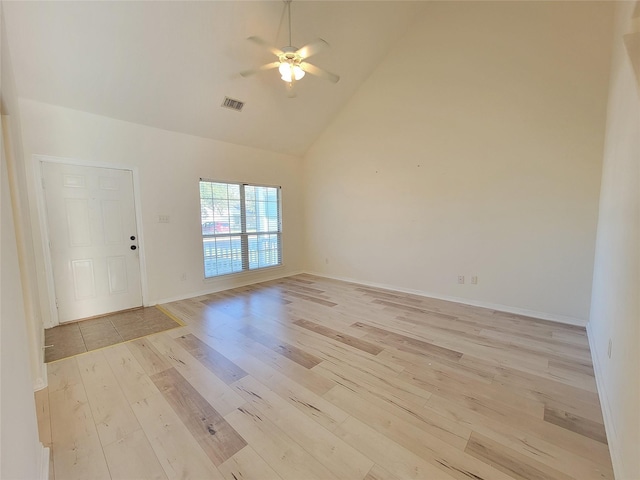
[20,99,302,328]
[0,2,44,387]
[588,2,640,478]
[19,99,305,327]
[303,1,614,324]
[1,139,45,479]
[0,5,47,477]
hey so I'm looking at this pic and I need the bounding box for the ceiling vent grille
[221,97,245,112]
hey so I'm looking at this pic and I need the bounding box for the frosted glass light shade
[279,62,305,82]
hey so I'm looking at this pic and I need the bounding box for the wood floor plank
[356,310,554,368]
[545,363,599,392]
[551,330,590,346]
[293,318,383,355]
[353,321,464,362]
[314,358,432,410]
[333,416,458,480]
[398,361,545,420]
[478,327,591,357]
[175,333,248,384]
[326,385,515,480]
[543,406,608,444]
[127,337,172,376]
[232,375,374,480]
[193,325,337,396]
[548,357,595,377]
[490,311,586,334]
[47,356,84,392]
[249,314,402,379]
[492,367,603,421]
[372,298,458,320]
[286,304,371,338]
[218,445,283,480]
[315,358,471,449]
[208,339,349,431]
[363,464,401,480]
[225,405,339,480]
[48,359,111,480]
[150,367,247,466]
[273,279,327,294]
[76,350,141,446]
[377,347,495,384]
[131,392,225,479]
[239,325,323,369]
[465,431,575,480]
[148,333,245,416]
[426,393,613,471]
[103,343,160,404]
[102,429,168,480]
[395,311,484,340]
[292,330,404,380]
[282,289,338,307]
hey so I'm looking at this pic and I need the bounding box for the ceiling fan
[240,0,340,95]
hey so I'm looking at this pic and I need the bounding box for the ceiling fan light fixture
[279,62,305,82]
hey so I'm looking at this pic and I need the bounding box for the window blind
[199,180,281,278]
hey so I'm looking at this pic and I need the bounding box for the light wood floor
[35,274,613,480]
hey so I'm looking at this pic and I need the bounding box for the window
[199,179,281,278]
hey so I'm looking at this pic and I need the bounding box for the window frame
[199,178,282,278]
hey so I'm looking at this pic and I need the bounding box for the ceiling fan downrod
[285,0,292,48]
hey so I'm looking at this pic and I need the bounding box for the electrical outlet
[158,215,170,223]
[458,275,465,284]
[471,276,478,285]
[608,339,612,358]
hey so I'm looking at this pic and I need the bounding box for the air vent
[221,97,245,112]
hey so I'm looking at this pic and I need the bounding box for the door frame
[33,154,149,327]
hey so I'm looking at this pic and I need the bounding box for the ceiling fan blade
[240,61,280,77]
[296,39,329,59]
[300,62,340,83]
[247,36,283,56]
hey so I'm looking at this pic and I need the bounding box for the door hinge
[55,298,59,308]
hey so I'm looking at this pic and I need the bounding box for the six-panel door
[42,162,143,323]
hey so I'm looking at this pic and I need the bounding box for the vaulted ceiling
[2,1,427,155]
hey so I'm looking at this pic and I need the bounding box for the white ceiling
[2,1,427,156]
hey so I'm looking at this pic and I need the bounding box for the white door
[42,162,143,323]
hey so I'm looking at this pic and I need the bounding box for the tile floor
[44,307,181,362]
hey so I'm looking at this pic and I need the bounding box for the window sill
[202,264,285,283]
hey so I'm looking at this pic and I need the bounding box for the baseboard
[39,445,50,480]
[303,271,587,327]
[152,268,304,306]
[586,322,623,480]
